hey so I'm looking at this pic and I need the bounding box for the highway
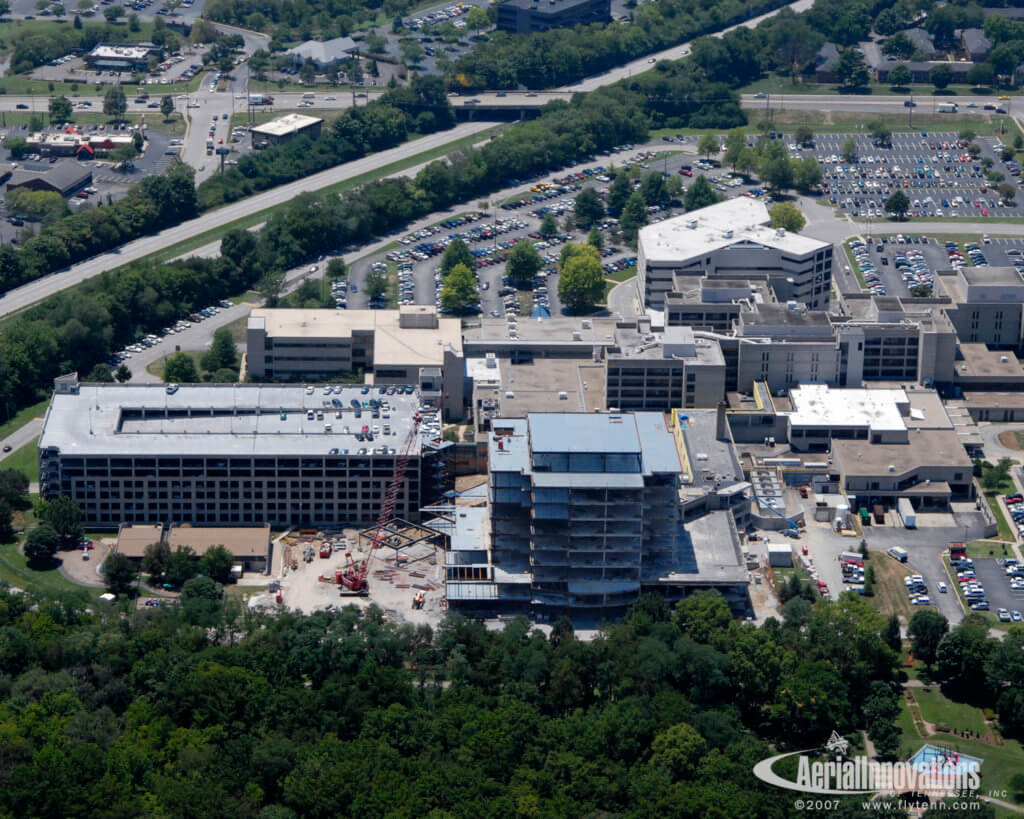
[0,121,496,320]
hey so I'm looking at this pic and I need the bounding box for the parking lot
[810,130,1019,222]
[972,557,1024,620]
[846,233,1024,297]
[344,149,677,317]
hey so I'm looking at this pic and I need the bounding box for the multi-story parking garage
[38,379,445,529]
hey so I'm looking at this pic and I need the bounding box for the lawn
[0,398,49,440]
[843,241,869,291]
[227,290,261,305]
[912,686,990,735]
[606,266,636,283]
[766,109,1022,139]
[0,536,98,599]
[148,125,501,265]
[966,539,1016,559]
[3,438,38,483]
[985,493,1015,541]
[740,73,1000,98]
[865,550,921,622]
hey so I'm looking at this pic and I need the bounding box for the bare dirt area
[998,430,1024,451]
[254,525,447,625]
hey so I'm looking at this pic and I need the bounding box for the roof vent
[776,227,785,237]
[686,219,697,229]
[722,229,733,239]
[888,464,895,472]
[1001,355,1009,363]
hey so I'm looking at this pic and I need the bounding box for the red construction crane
[337,412,422,593]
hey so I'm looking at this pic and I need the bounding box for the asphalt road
[0,121,495,319]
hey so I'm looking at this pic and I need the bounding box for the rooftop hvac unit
[559,391,568,400]
[888,464,895,472]
[722,229,733,239]
[1002,356,1009,363]
[581,319,592,329]
[776,227,785,237]
[686,219,698,229]
[505,391,515,398]
[572,331,582,341]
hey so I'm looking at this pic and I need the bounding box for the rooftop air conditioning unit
[686,219,697,229]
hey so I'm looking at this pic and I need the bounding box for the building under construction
[441,411,751,617]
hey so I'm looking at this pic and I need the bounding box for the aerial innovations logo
[752,732,982,797]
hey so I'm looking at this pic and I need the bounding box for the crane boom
[338,412,421,592]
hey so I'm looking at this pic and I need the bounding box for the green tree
[606,172,632,216]
[466,5,488,34]
[506,241,542,288]
[794,157,823,192]
[440,238,473,277]
[619,191,648,242]
[199,544,234,583]
[160,95,174,119]
[23,524,59,564]
[327,258,348,280]
[115,364,132,383]
[722,128,746,168]
[998,182,1016,202]
[793,125,814,147]
[835,48,870,88]
[86,364,114,382]
[48,95,72,123]
[400,39,424,65]
[684,175,719,211]
[365,270,388,301]
[0,503,13,544]
[103,550,138,597]
[0,470,29,511]
[103,86,127,121]
[558,244,604,312]
[587,227,603,251]
[128,10,139,30]
[867,120,892,147]
[573,187,604,226]
[640,171,669,206]
[863,680,901,759]
[930,63,953,90]
[201,328,238,374]
[760,154,795,193]
[440,262,479,313]
[839,138,856,163]
[649,722,707,780]
[885,614,902,652]
[539,212,558,239]
[936,615,993,694]
[697,132,719,160]
[163,352,199,383]
[908,609,948,667]
[180,575,224,624]
[141,541,171,581]
[967,62,994,88]
[885,189,910,220]
[882,33,914,60]
[888,63,912,88]
[103,4,124,22]
[166,545,199,587]
[38,495,83,546]
[769,201,806,232]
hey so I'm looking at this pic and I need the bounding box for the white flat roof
[39,383,425,457]
[250,308,462,367]
[639,198,827,264]
[250,114,323,137]
[787,384,909,432]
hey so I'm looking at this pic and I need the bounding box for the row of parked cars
[106,301,231,365]
[892,247,934,292]
[951,555,990,611]
[848,240,887,296]
[904,573,932,606]
[1005,493,1024,540]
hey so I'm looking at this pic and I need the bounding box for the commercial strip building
[637,198,833,311]
[442,411,750,617]
[496,0,611,34]
[246,307,464,419]
[250,114,324,149]
[37,378,444,529]
[24,130,137,159]
[115,523,272,574]
[85,43,165,72]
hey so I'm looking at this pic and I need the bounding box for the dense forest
[0,580,1018,818]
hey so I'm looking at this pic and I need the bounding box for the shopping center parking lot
[811,130,1019,221]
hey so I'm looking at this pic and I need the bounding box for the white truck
[887,546,909,563]
[898,497,916,529]
[937,102,958,113]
